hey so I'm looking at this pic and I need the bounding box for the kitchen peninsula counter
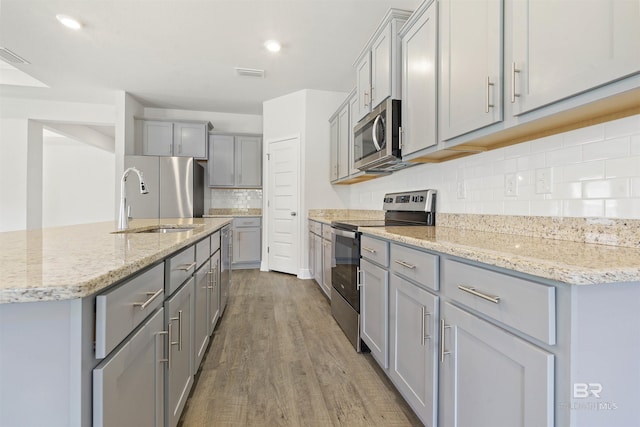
[0,217,231,304]
[361,225,640,286]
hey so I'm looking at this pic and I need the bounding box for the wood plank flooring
[179,269,422,427]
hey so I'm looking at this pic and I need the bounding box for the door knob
[290,212,297,216]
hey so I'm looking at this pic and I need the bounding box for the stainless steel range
[330,189,437,351]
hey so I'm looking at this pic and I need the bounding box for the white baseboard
[298,268,313,280]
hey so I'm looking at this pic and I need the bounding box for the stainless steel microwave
[353,98,408,172]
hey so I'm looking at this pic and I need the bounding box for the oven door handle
[331,228,358,239]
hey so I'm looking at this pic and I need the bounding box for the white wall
[0,97,116,231]
[346,114,640,219]
[43,135,115,227]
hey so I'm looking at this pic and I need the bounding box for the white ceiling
[0,0,420,115]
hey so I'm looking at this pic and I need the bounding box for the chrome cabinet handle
[511,62,521,103]
[371,86,375,104]
[362,247,376,254]
[458,285,500,304]
[177,310,183,351]
[440,319,450,362]
[421,307,431,346]
[363,91,369,107]
[290,212,297,216]
[168,323,174,369]
[485,76,494,113]
[394,259,416,270]
[207,270,214,290]
[133,288,163,310]
[177,262,196,272]
[356,267,363,290]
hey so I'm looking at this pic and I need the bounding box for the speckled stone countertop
[308,209,384,225]
[0,218,231,304]
[361,226,640,286]
[203,208,262,218]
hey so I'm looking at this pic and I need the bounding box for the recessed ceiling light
[264,40,281,53]
[56,14,82,30]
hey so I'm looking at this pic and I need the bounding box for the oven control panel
[382,189,437,212]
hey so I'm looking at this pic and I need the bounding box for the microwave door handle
[372,115,382,151]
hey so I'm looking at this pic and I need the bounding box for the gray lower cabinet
[321,235,332,298]
[220,225,232,315]
[440,302,554,427]
[313,233,322,286]
[193,259,210,370]
[232,217,261,269]
[165,278,194,427]
[360,258,389,369]
[389,274,438,427]
[93,307,165,427]
[208,250,221,334]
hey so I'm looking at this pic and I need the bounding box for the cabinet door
[389,275,438,426]
[143,121,173,156]
[173,122,207,159]
[439,0,502,141]
[314,234,323,286]
[321,238,332,298]
[208,251,221,335]
[440,302,554,427]
[93,308,165,427]
[337,103,350,179]
[193,261,210,370]
[165,279,194,427]
[508,0,640,116]
[208,135,235,187]
[308,231,315,279]
[348,91,359,176]
[233,226,261,264]
[401,2,438,156]
[371,24,392,109]
[355,52,372,122]
[235,136,262,187]
[329,116,339,182]
[360,259,389,369]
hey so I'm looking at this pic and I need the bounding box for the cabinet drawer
[195,238,210,270]
[233,217,261,228]
[95,263,165,359]
[390,243,439,291]
[309,220,322,235]
[442,259,556,345]
[361,235,389,267]
[166,245,196,295]
[322,224,333,240]
[210,230,221,255]
[93,307,165,427]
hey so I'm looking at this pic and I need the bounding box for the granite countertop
[308,209,384,225]
[0,218,231,304]
[361,226,640,286]
[204,208,262,218]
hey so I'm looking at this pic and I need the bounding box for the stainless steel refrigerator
[124,156,204,218]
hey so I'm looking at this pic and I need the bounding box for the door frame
[262,134,303,276]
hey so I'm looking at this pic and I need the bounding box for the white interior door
[267,136,299,275]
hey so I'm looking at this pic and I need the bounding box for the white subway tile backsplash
[563,199,604,217]
[631,177,640,197]
[604,115,640,139]
[504,200,530,215]
[583,178,630,199]
[562,161,605,182]
[530,200,562,216]
[562,124,605,146]
[605,199,640,219]
[605,156,640,178]
[631,135,640,155]
[530,134,563,153]
[545,146,583,167]
[517,152,545,171]
[582,137,630,161]
[551,182,582,199]
[503,141,530,158]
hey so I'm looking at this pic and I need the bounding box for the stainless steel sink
[114,225,198,234]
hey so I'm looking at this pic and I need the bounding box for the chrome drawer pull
[394,259,416,270]
[177,262,196,272]
[157,330,169,368]
[458,285,500,304]
[421,307,431,346]
[440,319,451,363]
[133,288,163,310]
[362,247,376,254]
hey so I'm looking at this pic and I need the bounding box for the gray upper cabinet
[399,0,438,157]
[337,104,350,179]
[354,9,411,123]
[439,0,502,141]
[507,0,640,116]
[142,120,209,159]
[208,134,262,188]
[330,89,359,184]
[329,115,339,182]
[348,90,360,176]
[440,302,554,427]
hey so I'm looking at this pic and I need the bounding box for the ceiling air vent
[235,67,265,78]
[0,47,30,64]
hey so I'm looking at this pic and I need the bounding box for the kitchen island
[0,217,231,427]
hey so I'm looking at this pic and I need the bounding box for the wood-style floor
[179,269,422,427]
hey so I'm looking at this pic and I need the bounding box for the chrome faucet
[118,167,149,230]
